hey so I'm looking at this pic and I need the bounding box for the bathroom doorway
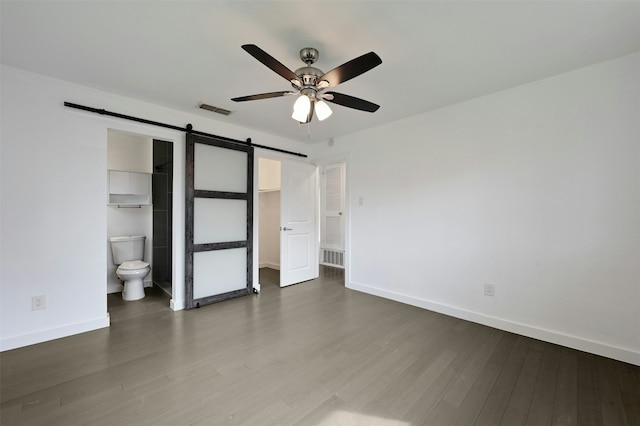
[152,139,173,296]
[106,131,154,295]
[106,131,174,302]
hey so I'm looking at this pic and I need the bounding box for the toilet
[109,235,150,301]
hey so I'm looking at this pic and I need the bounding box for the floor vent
[199,103,232,116]
[321,249,344,268]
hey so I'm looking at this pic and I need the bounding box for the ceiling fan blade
[324,92,380,112]
[231,91,295,102]
[319,52,382,89]
[241,44,301,86]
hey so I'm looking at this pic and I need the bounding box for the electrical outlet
[484,283,495,297]
[32,295,46,310]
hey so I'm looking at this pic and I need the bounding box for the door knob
[281,227,293,231]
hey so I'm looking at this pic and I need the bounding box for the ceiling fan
[231,44,382,123]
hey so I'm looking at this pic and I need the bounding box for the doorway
[315,157,348,288]
[258,157,282,287]
[320,162,346,269]
[257,156,319,289]
[106,130,154,295]
[106,130,177,307]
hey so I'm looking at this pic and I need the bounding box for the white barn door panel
[185,134,253,308]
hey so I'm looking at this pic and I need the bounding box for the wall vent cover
[199,103,232,116]
[321,249,344,269]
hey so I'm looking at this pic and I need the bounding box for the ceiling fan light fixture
[233,45,382,124]
[315,100,333,121]
[292,94,311,122]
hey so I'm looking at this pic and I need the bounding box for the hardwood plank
[2,267,639,426]
[401,322,492,423]
[577,352,604,426]
[451,332,518,426]
[595,357,629,425]
[291,394,347,426]
[443,329,503,407]
[525,343,560,426]
[388,348,458,419]
[240,399,294,426]
[552,346,578,426]
[500,339,544,425]
[357,310,460,416]
[615,361,640,426]
[474,335,530,425]
[424,329,503,425]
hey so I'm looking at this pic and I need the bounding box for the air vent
[199,103,232,116]
[320,249,344,269]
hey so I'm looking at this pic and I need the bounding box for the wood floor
[1,267,639,425]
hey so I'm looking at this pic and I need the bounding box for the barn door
[185,133,253,309]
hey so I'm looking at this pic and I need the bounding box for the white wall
[0,65,310,351]
[106,131,153,293]
[312,52,640,365]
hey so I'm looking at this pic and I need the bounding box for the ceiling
[2,1,639,144]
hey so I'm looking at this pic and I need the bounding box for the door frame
[312,153,350,283]
[104,124,187,311]
[253,150,320,290]
[319,161,346,268]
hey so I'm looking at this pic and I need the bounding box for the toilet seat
[118,260,149,270]
[116,261,150,301]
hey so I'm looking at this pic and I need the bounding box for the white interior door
[320,162,345,268]
[280,160,318,287]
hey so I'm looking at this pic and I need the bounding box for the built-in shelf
[108,170,152,206]
[258,158,281,192]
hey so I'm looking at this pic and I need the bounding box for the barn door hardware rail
[63,102,307,158]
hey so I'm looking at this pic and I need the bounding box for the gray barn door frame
[185,133,254,309]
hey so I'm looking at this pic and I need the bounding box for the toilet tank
[109,235,146,264]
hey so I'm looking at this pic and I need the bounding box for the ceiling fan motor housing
[294,65,324,87]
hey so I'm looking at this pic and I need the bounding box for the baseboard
[108,281,151,293]
[259,262,280,270]
[320,262,345,270]
[107,283,123,294]
[170,298,185,311]
[348,281,640,366]
[0,314,111,352]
